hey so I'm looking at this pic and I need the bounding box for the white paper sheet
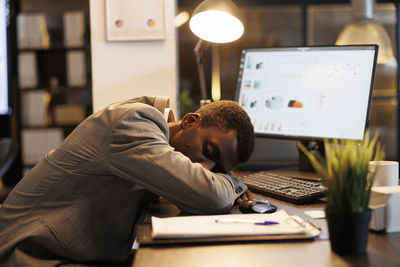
[151,210,320,239]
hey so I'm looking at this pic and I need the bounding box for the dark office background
[1,0,399,186]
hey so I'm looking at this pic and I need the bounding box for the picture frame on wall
[105,0,166,41]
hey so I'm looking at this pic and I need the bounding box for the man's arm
[107,105,247,214]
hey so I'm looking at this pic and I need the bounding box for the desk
[131,173,400,267]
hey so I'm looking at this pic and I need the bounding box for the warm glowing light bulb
[189,10,244,43]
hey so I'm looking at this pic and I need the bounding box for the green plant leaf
[297,131,385,213]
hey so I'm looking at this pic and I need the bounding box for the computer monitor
[235,45,378,142]
[0,0,11,115]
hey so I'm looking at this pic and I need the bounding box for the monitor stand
[297,140,325,172]
[236,140,325,182]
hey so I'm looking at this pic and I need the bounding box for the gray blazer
[0,96,246,266]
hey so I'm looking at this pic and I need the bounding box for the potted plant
[298,132,385,254]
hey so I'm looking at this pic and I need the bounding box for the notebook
[135,209,320,246]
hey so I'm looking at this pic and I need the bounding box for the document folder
[137,210,320,246]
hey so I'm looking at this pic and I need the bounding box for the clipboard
[136,210,321,246]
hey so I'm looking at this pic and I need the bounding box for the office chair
[0,137,18,202]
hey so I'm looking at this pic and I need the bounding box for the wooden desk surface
[132,172,400,267]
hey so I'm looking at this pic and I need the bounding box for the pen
[214,218,279,226]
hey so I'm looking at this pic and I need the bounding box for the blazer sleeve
[106,104,247,214]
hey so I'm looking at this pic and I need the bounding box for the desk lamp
[189,0,244,105]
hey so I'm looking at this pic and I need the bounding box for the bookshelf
[16,0,91,172]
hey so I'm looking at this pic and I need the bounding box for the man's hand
[236,189,254,204]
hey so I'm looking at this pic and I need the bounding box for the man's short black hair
[196,100,255,164]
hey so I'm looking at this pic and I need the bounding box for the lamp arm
[194,39,210,100]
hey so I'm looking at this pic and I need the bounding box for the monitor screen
[0,0,10,115]
[235,45,378,141]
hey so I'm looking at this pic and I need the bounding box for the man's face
[169,114,239,173]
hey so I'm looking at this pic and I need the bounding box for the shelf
[18,44,89,52]
[20,85,92,93]
[15,0,92,171]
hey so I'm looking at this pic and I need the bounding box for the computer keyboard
[240,171,327,204]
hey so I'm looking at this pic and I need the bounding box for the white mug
[368,161,399,187]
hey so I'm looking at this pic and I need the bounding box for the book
[63,11,85,48]
[66,50,87,87]
[21,128,63,165]
[21,90,49,127]
[17,13,49,49]
[53,104,86,125]
[18,52,38,89]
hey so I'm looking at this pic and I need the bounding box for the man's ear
[180,113,200,129]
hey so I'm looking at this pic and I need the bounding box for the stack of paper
[63,11,85,48]
[21,90,49,127]
[18,52,38,89]
[21,128,63,165]
[66,50,86,87]
[17,13,50,49]
[151,210,320,239]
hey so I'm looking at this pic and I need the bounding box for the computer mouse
[238,199,277,214]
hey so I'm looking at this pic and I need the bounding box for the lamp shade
[336,21,395,65]
[189,0,244,43]
[336,0,396,65]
